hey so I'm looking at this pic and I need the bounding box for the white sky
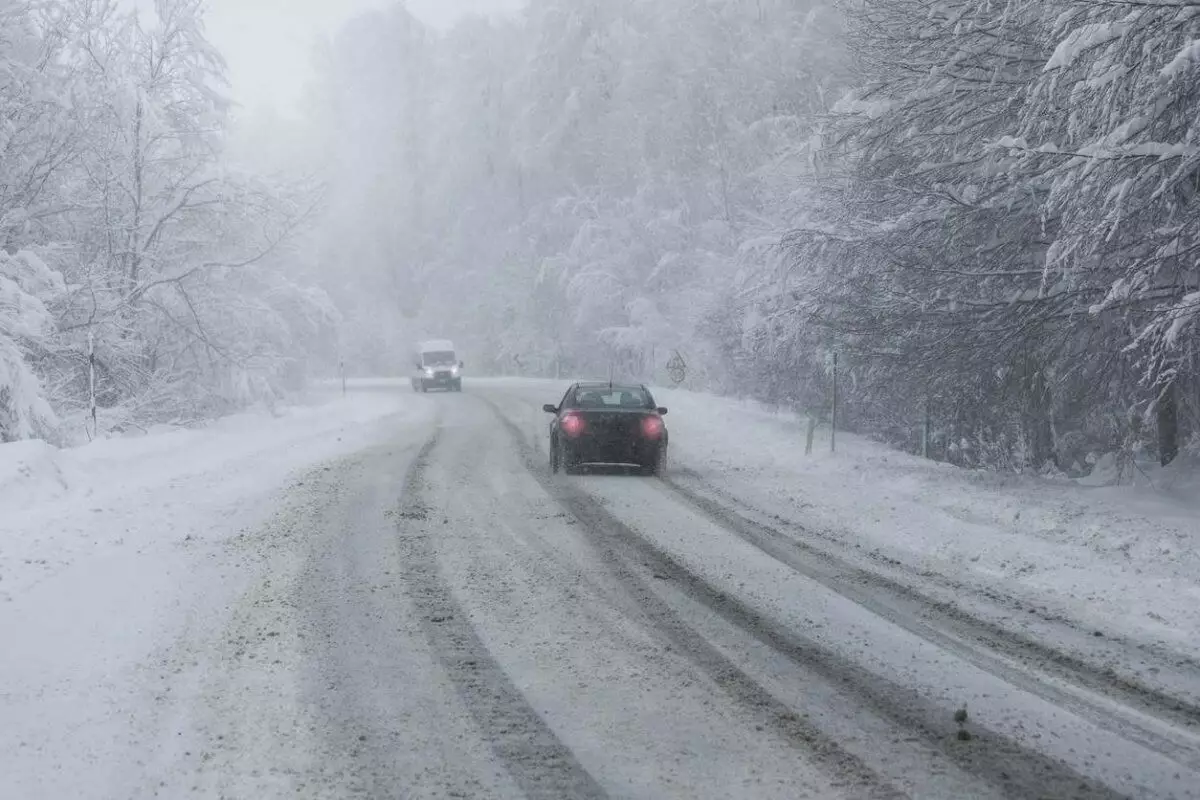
[200,0,525,113]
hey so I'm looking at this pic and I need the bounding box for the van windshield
[422,351,456,365]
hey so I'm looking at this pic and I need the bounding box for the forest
[3,0,1198,474]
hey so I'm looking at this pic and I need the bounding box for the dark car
[543,382,669,475]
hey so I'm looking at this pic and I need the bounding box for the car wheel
[561,443,581,475]
[640,447,665,476]
[549,436,560,473]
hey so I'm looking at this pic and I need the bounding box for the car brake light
[561,413,585,437]
[641,415,664,439]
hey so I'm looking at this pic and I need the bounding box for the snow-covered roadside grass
[482,377,1200,661]
[0,386,433,800]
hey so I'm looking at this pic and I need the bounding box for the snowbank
[0,439,75,513]
[3,392,395,512]
[0,388,429,590]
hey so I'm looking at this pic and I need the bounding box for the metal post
[831,352,838,454]
[922,395,931,459]
[340,360,346,396]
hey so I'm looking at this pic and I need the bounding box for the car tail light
[641,415,664,439]
[561,413,585,437]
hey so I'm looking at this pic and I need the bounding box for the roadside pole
[88,328,97,440]
[831,352,838,454]
[340,360,346,396]
[922,395,931,459]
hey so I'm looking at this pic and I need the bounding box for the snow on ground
[486,377,1200,661]
[0,384,433,799]
[4,375,1198,796]
[650,385,1200,660]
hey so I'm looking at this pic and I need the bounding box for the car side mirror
[657,407,668,415]
[542,404,558,414]
[415,362,422,369]
[459,360,465,368]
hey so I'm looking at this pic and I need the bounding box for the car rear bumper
[563,437,664,465]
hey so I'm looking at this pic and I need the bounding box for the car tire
[549,437,560,473]
[640,447,665,477]
[561,443,581,475]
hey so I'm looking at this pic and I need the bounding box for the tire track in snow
[480,393,1133,800]
[658,471,1200,769]
[670,461,1200,685]
[391,428,610,800]
[473,394,907,799]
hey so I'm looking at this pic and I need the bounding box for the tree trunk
[1158,379,1179,467]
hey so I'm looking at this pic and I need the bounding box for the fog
[2,0,1197,469]
[206,0,524,113]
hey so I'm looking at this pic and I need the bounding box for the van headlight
[451,365,460,375]
[423,367,434,377]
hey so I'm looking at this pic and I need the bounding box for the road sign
[666,351,687,385]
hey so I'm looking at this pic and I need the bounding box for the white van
[411,339,463,392]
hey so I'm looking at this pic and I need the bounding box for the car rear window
[574,387,653,408]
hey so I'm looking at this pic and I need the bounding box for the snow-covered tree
[0,0,342,441]
[1009,0,1200,464]
[305,0,1195,470]
[0,250,62,440]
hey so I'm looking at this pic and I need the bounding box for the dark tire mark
[660,472,1200,765]
[673,464,1200,684]
[481,394,1137,800]
[291,443,504,800]
[392,430,610,800]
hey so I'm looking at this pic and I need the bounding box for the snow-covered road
[4,379,1200,798]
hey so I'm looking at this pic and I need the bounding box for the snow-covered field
[3,377,1198,798]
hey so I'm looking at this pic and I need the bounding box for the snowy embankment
[489,377,1200,659]
[0,384,432,797]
